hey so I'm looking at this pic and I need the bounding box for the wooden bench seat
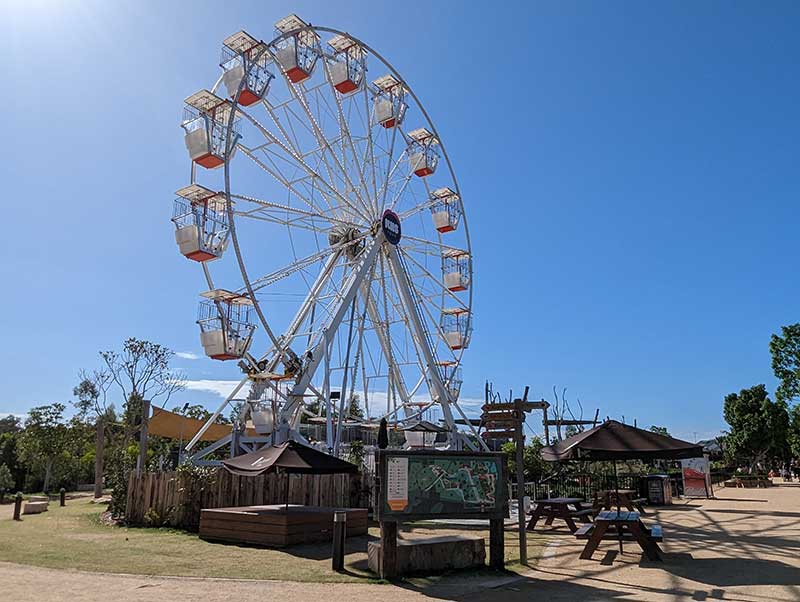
[575,523,594,539]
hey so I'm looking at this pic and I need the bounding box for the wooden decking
[199,504,368,547]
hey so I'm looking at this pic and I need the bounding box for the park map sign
[376,450,508,521]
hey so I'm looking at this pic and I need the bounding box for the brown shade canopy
[541,420,704,462]
[222,440,360,477]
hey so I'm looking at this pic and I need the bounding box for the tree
[17,404,72,492]
[348,394,364,420]
[173,403,213,422]
[346,439,365,468]
[649,425,670,437]
[723,385,789,471]
[0,415,21,435]
[72,369,113,423]
[100,338,185,421]
[788,405,800,460]
[99,339,185,512]
[770,323,800,404]
[502,437,551,481]
[0,464,14,501]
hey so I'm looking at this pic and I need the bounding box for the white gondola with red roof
[272,14,319,84]
[197,289,256,360]
[443,248,471,292]
[407,127,439,177]
[172,184,230,262]
[429,187,462,233]
[181,90,240,169]
[372,74,408,128]
[327,34,365,94]
[220,30,274,106]
[437,360,463,401]
[441,307,471,350]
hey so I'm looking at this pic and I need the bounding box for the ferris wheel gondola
[175,15,480,461]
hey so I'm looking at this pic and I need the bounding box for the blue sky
[0,1,797,443]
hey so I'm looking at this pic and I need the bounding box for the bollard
[332,511,347,571]
[13,492,23,521]
[60,488,66,507]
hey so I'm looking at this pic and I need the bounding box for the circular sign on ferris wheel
[381,209,402,245]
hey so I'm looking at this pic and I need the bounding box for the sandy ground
[3,484,800,601]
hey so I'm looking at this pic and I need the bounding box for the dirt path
[3,485,800,601]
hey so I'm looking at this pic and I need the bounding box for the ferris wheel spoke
[319,59,375,220]
[401,234,465,255]
[284,77,373,218]
[353,83,380,212]
[387,172,417,214]
[397,195,440,220]
[241,243,348,294]
[237,144,355,220]
[230,193,362,229]
[377,131,407,210]
[240,112,370,221]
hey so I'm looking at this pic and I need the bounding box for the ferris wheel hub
[328,225,365,260]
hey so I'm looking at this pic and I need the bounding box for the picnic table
[596,489,647,513]
[576,510,662,561]
[526,497,593,533]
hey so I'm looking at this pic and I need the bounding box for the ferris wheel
[174,15,481,461]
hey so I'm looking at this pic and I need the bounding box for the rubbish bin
[646,474,673,505]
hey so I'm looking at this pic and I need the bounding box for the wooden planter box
[199,504,368,547]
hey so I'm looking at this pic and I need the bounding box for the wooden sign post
[481,385,545,566]
[514,395,527,565]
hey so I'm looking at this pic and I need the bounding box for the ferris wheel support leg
[360,285,413,407]
[385,246,472,450]
[276,235,385,444]
[260,251,342,375]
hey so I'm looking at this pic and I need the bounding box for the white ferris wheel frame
[182,23,482,460]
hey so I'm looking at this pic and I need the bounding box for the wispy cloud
[176,351,201,360]
[184,379,250,399]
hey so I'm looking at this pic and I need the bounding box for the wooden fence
[125,469,369,531]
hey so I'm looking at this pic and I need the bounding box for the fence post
[332,511,346,571]
[13,492,23,521]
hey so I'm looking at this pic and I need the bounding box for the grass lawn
[0,498,549,583]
